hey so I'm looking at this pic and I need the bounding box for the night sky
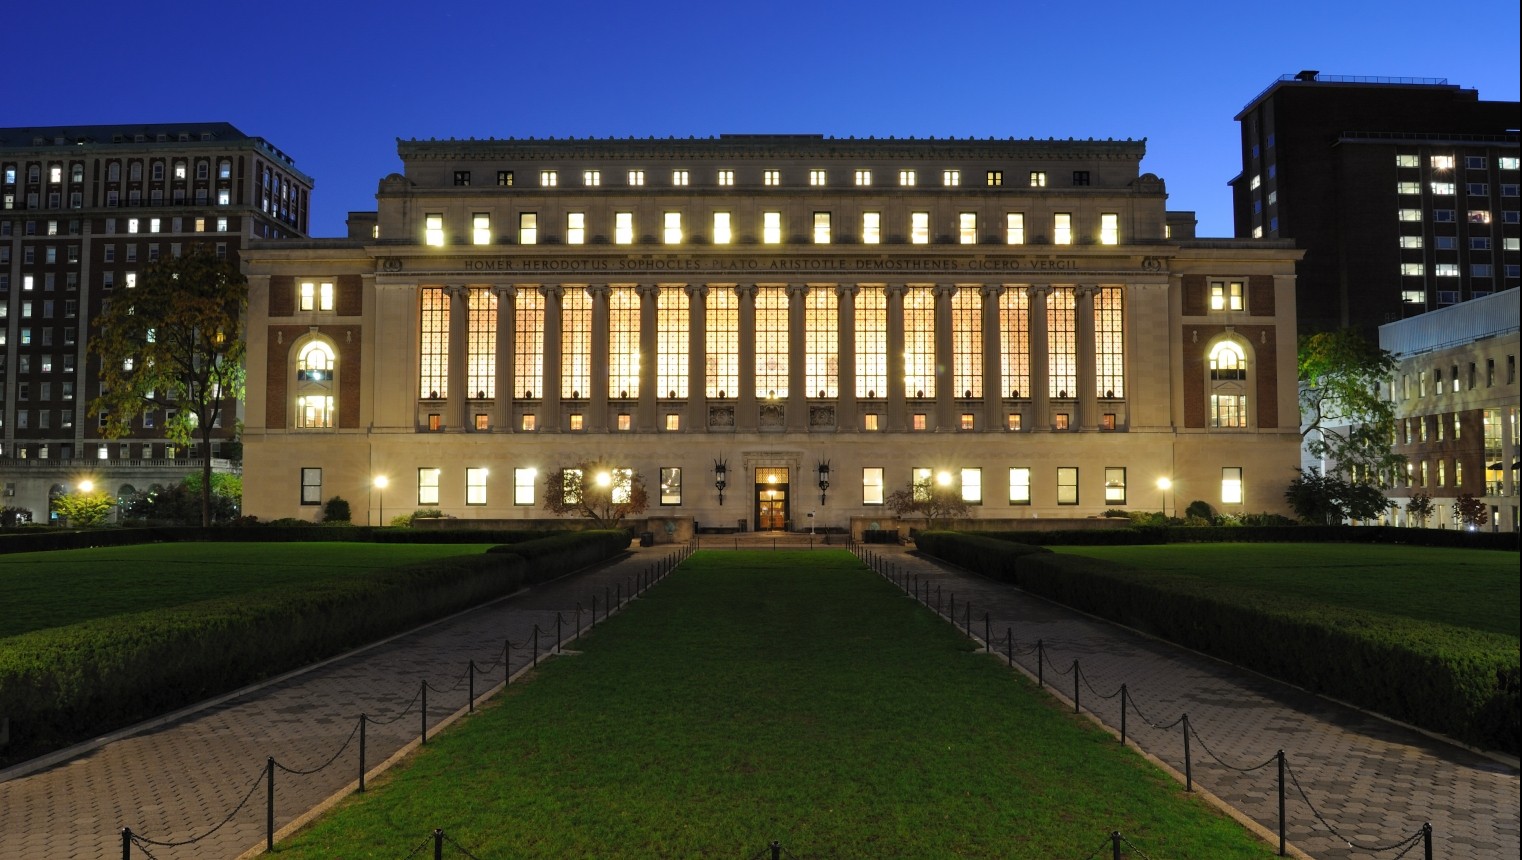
[12,0,1518,238]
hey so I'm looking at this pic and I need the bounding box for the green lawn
[276,551,1276,859]
[1048,543,1519,638]
[0,542,496,639]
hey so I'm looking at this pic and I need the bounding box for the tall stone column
[837,285,858,433]
[1029,286,1050,430]
[934,283,955,432]
[982,284,1005,431]
[638,283,660,431]
[446,284,469,432]
[687,285,708,433]
[495,285,516,433]
[787,284,809,432]
[1076,285,1098,430]
[588,284,609,432]
[541,285,562,432]
[736,284,757,432]
[885,283,907,432]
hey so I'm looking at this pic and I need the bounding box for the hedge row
[0,531,628,766]
[914,532,1520,754]
[978,524,1519,550]
[0,525,563,555]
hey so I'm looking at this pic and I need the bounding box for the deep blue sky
[12,0,1519,238]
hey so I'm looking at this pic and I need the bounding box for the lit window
[1430,155,1455,170]
[425,214,444,246]
[128,218,139,234]
[717,169,735,186]
[1499,157,1520,170]
[813,212,831,244]
[1055,413,1070,430]
[473,213,491,245]
[299,281,335,312]
[1104,467,1126,504]
[1435,263,1460,277]
[1401,290,1424,304]
[898,170,916,187]
[1398,208,1422,222]
[519,213,537,245]
[1029,171,1047,187]
[986,170,1002,186]
[628,170,645,186]
[521,414,536,431]
[417,469,441,505]
[862,212,880,244]
[466,468,488,505]
[1007,413,1022,431]
[617,413,632,431]
[1430,182,1455,195]
[912,413,927,430]
[665,414,680,431]
[301,468,322,505]
[961,468,981,503]
[1009,467,1031,504]
[1399,235,1423,249]
[1468,210,1492,224]
[1401,263,1425,276]
[217,189,230,205]
[712,212,732,244]
[664,212,682,244]
[854,169,872,186]
[1053,213,1072,245]
[1099,213,1118,245]
[863,467,884,505]
[910,212,929,244]
[763,211,782,244]
[672,169,689,186]
[615,212,634,245]
[943,170,960,187]
[1396,154,1419,168]
[539,170,557,187]
[1006,213,1025,244]
[958,213,976,244]
[1210,280,1244,311]
[583,170,600,186]
[1056,467,1078,504]
[514,468,536,505]
[809,169,827,186]
[764,170,780,186]
[660,467,682,505]
[567,212,585,245]
[960,413,974,430]
[863,413,880,431]
[1221,467,1243,505]
[569,413,584,431]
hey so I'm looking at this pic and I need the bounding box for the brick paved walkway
[2,541,1517,859]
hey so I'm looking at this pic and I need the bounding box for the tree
[1405,491,1434,528]
[1454,494,1489,529]
[885,473,973,530]
[1299,330,1403,478]
[52,489,115,527]
[90,245,246,526]
[123,477,240,525]
[543,462,649,527]
[1283,467,1392,525]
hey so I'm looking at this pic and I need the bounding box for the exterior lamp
[1156,477,1172,519]
[714,458,728,506]
[595,471,612,488]
[374,475,388,525]
[936,471,953,487]
[79,480,95,493]
[817,460,831,504]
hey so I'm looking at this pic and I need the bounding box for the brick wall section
[1181,275,1206,316]
[1183,324,1279,429]
[1248,275,1275,317]
[265,328,292,428]
[336,326,362,428]
[1183,327,1206,427]
[265,325,363,429]
[269,276,294,317]
[1251,325,1279,428]
[336,275,362,317]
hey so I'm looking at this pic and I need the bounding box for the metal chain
[1124,693,1181,730]
[365,683,425,726]
[1285,761,1428,853]
[274,718,362,776]
[425,660,473,694]
[1076,665,1123,700]
[1119,833,1157,860]
[127,836,162,860]
[129,763,265,847]
[1184,721,1276,773]
[399,835,434,859]
[1077,836,1113,860]
[443,831,488,859]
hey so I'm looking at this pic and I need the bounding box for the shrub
[0,506,33,528]
[1184,500,1215,522]
[322,496,351,523]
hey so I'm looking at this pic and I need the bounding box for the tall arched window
[1208,340,1248,428]
[295,339,336,428]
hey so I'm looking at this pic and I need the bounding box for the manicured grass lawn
[0,542,496,639]
[1048,543,1519,638]
[276,551,1275,859]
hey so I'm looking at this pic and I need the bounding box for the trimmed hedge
[0,526,563,555]
[978,524,1518,551]
[0,531,627,766]
[915,533,1520,754]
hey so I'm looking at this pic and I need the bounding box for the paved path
[855,544,1519,860]
[2,539,1517,859]
[0,545,684,860]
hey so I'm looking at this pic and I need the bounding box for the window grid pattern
[1095,287,1124,398]
[952,289,983,397]
[756,287,789,397]
[514,290,544,398]
[706,289,739,398]
[903,287,935,398]
[419,287,448,399]
[561,289,592,398]
[657,288,689,398]
[856,288,887,397]
[609,287,640,398]
[805,289,839,397]
[467,289,496,399]
[1047,288,1076,398]
[1000,290,1030,398]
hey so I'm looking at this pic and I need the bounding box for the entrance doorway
[755,468,790,531]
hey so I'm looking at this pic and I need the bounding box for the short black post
[576,602,583,640]
[591,595,598,629]
[604,586,611,619]
[421,681,428,744]
[1037,639,1045,687]
[963,602,970,636]
[1120,685,1128,745]
[984,613,990,652]
[532,624,541,667]
[1111,830,1122,860]
[936,584,942,615]
[1277,750,1286,856]
[617,583,622,609]
[505,641,511,685]
[359,716,367,792]
[770,840,781,860]
[468,660,476,713]
[434,827,444,860]
[949,591,955,621]
[1005,627,1013,666]
[1422,822,1433,860]
[266,756,275,851]
[1183,714,1193,791]
[121,827,131,860]
[556,612,563,653]
[1073,660,1081,713]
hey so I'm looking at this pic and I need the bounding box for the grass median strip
[276,550,1276,859]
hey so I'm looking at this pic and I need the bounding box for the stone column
[1029,286,1049,430]
[446,284,469,432]
[588,284,609,432]
[982,284,1004,431]
[638,283,660,431]
[495,285,516,433]
[541,285,562,432]
[787,283,809,432]
[837,285,858,433]
[885,283,907,432]
[736,284,757,432]
[934,283,956,432]
[1076,285,1098,430]
[687,285,708,433]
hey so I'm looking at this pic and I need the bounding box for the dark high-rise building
[1231,72,1520,335]
[0,122,312,520]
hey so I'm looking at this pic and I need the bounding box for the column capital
[836,284,860,299]
[981,283,1006,300]
[733,284,757,301]
[685,284,709,300]
[637,282,663,298]
[585,283,610,300]
[884,282,907,298]
[1074,284,1099,299]
[786,283,810,298]
[445,284,470,300]
[1027,285,1051,299]
[539,284,563,300]
[493,284,517,300]
[933,283,958,298]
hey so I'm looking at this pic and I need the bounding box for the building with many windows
[1231,72,1520,335]
[241,134,1302,533]
[0,123,312,520]
[1379,288,1519,532]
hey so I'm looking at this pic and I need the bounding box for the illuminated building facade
[241,135,1302,533]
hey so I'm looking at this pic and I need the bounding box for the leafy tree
[1298,330,1403,478]
[885,474,973,530]
[1283,467,1392,525]
[0,506,33,528]
[1405,492,1434,528]
[543,462,649,527]
[323,496,352,523]
[1184,499,1216,524]
[1454,494,1489,529]
[123,478,240,525]
[52,490,115,527]
[89,245,247,526]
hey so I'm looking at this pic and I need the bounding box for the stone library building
[240,134,1302,533]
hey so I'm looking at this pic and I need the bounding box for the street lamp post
[373,475,388,526]
[1156,477,1173,519]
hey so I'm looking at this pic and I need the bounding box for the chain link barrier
[1285,761,1432,855]
[273,718,362,776]
[125,762,265,848]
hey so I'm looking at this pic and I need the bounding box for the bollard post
[591,596,598,630]
[576,603,583,640]
[984,613,990,652]
[963,602,970,637]
[949,591,955,621]
[434,827,444,860]
[1278,750,1286,856]
[1111,830,1122,860]
[617,583,622,609]
[605,586,611,620]
[121,828,131,860]
[266,756,275,851]
[533,624,540,667]
[468,660,476,713]
[1183,714,1192,791]
[1073,660,1081,713]
[1006,628,1013,666]
[556,613,563,654]
[936,584,942,615]
[770,840,781,860]
[1120,685,1128,745]
[505,641,511,685]
[1422,822,1432,860]
[359,716,367,791]
[1037,639,1045,687]
[421,681,428,744]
